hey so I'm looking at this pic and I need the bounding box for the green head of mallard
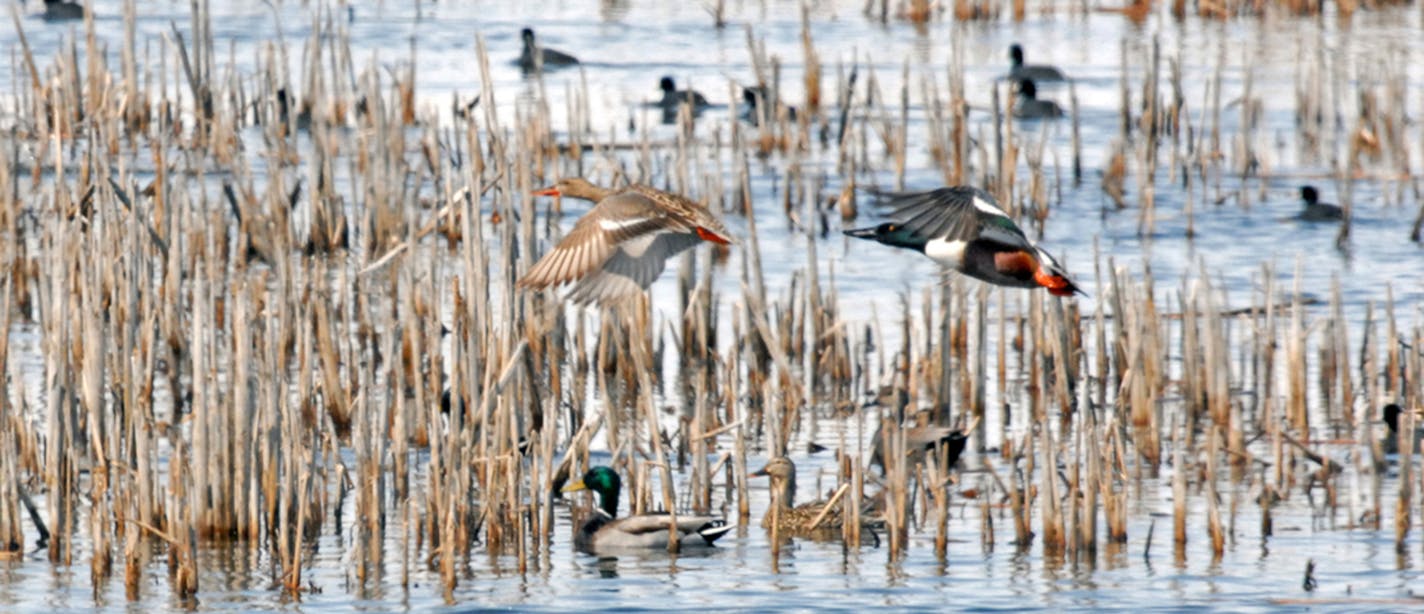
[562,466,622,517]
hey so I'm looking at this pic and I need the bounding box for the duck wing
[519,191,689,292]
[564,231,703,305]
[879,187,1033,251]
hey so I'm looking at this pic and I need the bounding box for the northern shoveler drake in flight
[518,178,735,306]
[844,187,1082,296]
[1297,185,1343,222]
[1012,78,1063,120]
[1008,43,1066,84]
[518,27,580,73]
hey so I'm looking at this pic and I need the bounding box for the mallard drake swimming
[1008,43,1066,83]
[561,466,733,553]
[750,457,881,534]
[658,76,711,110]
[517,27,580,73]
[518,178,735,306]
[844,187,1082,296]
[1012,78,1063,120]
[1382,404,1424,455]
[1297,185,1343,222]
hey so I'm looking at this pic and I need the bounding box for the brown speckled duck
[519,178,735,306]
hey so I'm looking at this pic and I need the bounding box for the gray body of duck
[869,416,970,475]
[562,467,732,553]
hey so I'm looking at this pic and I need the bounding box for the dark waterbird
[741,85,798,124]
[658,76,710,110]
[1296,185,1343,222]
[1382,403,1424,455]
[1012,78,1063,120]
[518,27,580,73]
[869,414,974,475]
[561,467,733,553]
[1008,43,1066,83]
[844,187,1082,296]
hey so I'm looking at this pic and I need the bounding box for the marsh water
[3,0,1424,611]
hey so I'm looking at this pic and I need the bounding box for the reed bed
[1,0,1422,607]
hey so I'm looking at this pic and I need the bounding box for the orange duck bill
[696,226,732,245]
[1033,267,1082,296]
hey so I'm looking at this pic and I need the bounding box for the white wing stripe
[598,217,653,231]
[971,195,1006,216]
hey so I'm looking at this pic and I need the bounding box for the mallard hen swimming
[561,466,733,553]
[750,457,882,535]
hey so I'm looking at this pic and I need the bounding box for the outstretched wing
[880,187,1033,251]
[518,191,680,291]
[564,231,703,306]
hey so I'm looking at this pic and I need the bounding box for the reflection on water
[2,0,1424,611]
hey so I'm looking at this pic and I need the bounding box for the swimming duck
[1297,185,1343,222]
[40,0,85,21]
[741,85,798,125]
[869,415,972,475]
[518,178,735,306]
[517,27,580,73]
[658,76,710,110]
[750,457,882,534]
[1008,44,1066,84]
[1012,78,1063,120]
[1382,403,1424,455]
[843,187,1082,296]
[561,466,733,553]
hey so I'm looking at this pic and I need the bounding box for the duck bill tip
[560,480,587,493]
[533,187,561,197]
[843,227,877,238]
[696,227,733,245]
[749,468,769,478]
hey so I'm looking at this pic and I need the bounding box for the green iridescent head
[562,466,623,516]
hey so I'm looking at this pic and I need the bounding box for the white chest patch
[924,238,967,268]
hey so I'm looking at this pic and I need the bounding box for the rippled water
[4,0,1424,611]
